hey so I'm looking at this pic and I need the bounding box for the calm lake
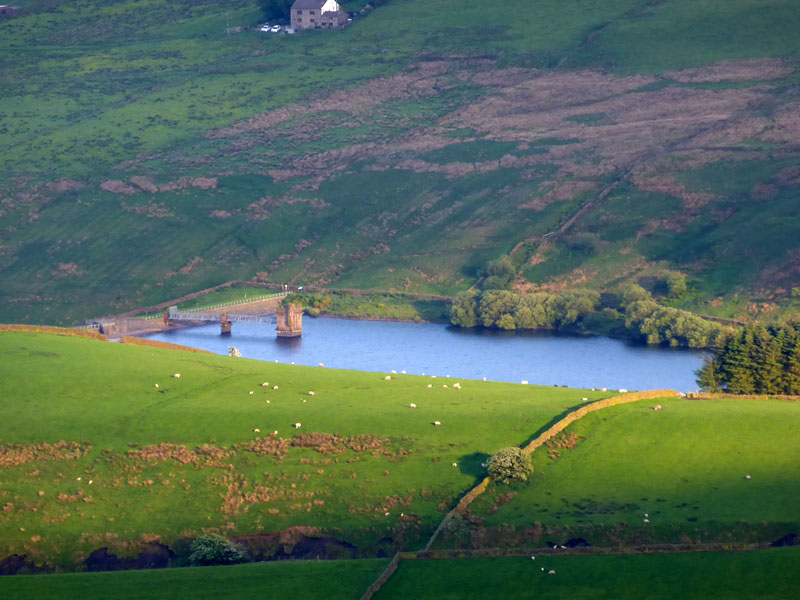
[141,317,706,392]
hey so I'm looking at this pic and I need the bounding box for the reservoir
[141,317,706,392]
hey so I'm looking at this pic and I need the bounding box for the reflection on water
[142,317,706,391]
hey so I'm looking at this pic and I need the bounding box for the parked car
[270,24,282,33]
[259,24,270,32]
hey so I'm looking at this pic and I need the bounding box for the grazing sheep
[294,423,301,429]
[262,382,270,387]
[431,375,437,378]
[249,391,254,395]
[548,570,556,575]
[645,513,649,517]
[173,374,181,379]
[745,475,751,480]
[88,480,93,485]
[443,384,448,389]
[384,512,390,516]
[434,421,441,427]
[581,397,588,401]
[318,363,324,368]
[273,430,278,436]
[427,384,432,388]
[308,391,315,396]
[391,370,397,374]
[384,375,391,381]
[254,428,260,433]
[266,400,270,404]
[482,377,487,381]
[521,380,528,385]
[273,385,279,390]
[401,370,406,374]
[481,463,487,468]
[600,387,607,392]
[446,374,450,378]
[653,405,662,411]
[644,519,650,523]
[154,384,159,389]
[452,462,457,467]
[619,388,628,393]
[302,399,307,403]
[453,383,461,390]
[409,403,417,408]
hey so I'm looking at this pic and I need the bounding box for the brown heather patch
[664,58,792,83]
[125,443,235,468]
[0,441,91,469]
[101,180,137,195]
[45,179,84,194]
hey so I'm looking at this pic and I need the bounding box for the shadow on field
[458,452,491,478]
[518,396,597,449]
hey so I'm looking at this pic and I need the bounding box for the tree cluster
[259,0,293,21]
[188,533,249,566]
[451,289,600,331]
[696,321,800,394]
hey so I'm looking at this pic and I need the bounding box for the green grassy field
[1,0,799,324]
[0,331,605,569]
[465,397,800,548]
[375,549,800,599]
[0,558,389,600]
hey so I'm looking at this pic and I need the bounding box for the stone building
[290,0,347,30]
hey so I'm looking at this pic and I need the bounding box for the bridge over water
[165,303,303,337]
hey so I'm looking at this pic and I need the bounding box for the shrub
[487,447,533,485]
[187,533,249,566]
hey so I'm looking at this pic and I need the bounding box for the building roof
[291,0,328,9]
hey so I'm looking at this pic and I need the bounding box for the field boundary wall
[118,336,214,354]
[360,552,400,600]
[0,324,107,341]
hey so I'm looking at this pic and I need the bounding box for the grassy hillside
[0,331,604,569]
[1,0,799,324]
[375,549,800,600]
[463,396,800,548]
[0,558,389,600]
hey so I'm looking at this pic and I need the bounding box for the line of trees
[450,284,733,349]
[696,321,800,394]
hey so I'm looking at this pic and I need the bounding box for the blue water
[141,317,706,392]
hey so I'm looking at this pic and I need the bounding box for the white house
[290,0,347,30]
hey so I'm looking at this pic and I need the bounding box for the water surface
[142,318,705,391]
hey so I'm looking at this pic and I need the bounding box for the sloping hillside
[1,0,798,324]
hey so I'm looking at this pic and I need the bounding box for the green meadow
[465,397,800,548]
[0,331,606,568]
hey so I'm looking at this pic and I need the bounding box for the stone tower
[276,303,303,337]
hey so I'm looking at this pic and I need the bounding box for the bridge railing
[137,292,288,319]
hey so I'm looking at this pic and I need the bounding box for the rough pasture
[0,331,605,569]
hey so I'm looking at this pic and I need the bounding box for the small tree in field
[188,533,249,566]
[487,447,533,485]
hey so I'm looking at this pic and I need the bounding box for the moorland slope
[1,0,799,324]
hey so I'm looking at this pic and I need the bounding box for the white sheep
[273,430,278,436]
[391,370,397,374]
[548,570,556,575]
[173,373,181,379]
[318,363,324,368]
[521,380,528,385]
[745,475,751,480]
[154,384,159,389]
[384,375,391,381]
[446,374,450,378]
[653,405,662,411]
[600,387,607,392]
[88,480,93,485]
[254,428,260,433]
[644,519,650,523]
[434,421,441,427]
[645,513,649,517]
[409,403,417,408]
[261,382,270,387]
[619,388,628,393]
[453,383,461,390]
[443,384,448,389]
[273,385,279,390]
[308,391,315,396]
[302,399,307,403]
[249,391,254,395]
[427,384,432,389]
[294,423,301,429]
[482,377,487,381]
[401,370,406,375]
[581,397,588,402]
[266,400,270,404]
[452,462,457,467]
